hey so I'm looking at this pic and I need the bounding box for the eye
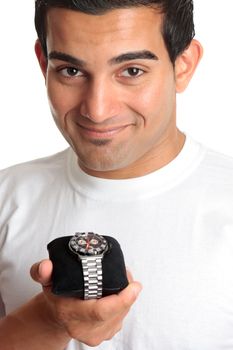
[121,67,144,78]
[58,67,83,77]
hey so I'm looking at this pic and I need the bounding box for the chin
[78,154,132,174]
[81,160,121,172]
[74,143,135,174]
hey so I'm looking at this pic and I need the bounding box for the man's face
[43,7,179,178]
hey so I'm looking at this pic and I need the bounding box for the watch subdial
[87,247,95,255]
[77,238,86,246]
[90,238,99,246]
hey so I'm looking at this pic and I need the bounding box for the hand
[30,260,142,347]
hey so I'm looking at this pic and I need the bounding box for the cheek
[129,76,175,124]
[46,77,78,123]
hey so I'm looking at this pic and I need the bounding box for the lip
[76,123,130,139]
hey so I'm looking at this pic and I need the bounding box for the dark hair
[35,0,195,64]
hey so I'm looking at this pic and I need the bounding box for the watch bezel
[68,232,108,257]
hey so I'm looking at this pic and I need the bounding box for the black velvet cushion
[47,235,129,298]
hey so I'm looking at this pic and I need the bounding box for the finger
[70,305,127,346]
[126,269,133,283]
[83,281,142,322]
[104,313,127,340]
[30,259,53,287]
[62,281,142,324]
[101,281,142,315]
[76,301,131,346]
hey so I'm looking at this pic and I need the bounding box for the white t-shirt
[1,135,233,349]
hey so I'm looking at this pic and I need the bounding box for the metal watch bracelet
[81,256,103,300]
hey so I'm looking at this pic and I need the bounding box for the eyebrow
[48,49,158,67]
[109,50,159,64]
[48,51,86,67]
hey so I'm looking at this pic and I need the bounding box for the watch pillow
[47,235,129,298]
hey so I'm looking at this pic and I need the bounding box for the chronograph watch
[68,232,109,300]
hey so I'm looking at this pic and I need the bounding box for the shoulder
[0,148,71,196]
[0,148,70,175]
[199,146,233,185]
[192,145,233,211]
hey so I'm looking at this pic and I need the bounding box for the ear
[175,39,203,93]
[35,39,48,79]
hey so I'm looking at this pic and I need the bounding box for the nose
[79,77,120,123]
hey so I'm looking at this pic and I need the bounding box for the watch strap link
[81,256,103,300]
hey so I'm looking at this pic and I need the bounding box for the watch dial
[69,232,108,256]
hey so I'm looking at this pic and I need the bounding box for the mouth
[76,123,130,139]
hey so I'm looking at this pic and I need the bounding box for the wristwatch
[68,232,109,300]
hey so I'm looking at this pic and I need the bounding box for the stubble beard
[76,138,131,172]
[90,138,112,147]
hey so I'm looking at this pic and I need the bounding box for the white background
[0,1,233,169]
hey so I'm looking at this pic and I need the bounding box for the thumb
[30,259,53,288]
[118,281,143,309]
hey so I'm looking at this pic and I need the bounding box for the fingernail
[38,262,43,276]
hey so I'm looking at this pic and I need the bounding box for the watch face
[69,232,108,256]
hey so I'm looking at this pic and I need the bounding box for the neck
[79,129,186,180]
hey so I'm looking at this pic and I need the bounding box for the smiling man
[35,4,197,178]
[1,1,233,350]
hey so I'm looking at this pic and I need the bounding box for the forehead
[46,7,164,53]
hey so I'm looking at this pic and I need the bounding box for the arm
[0,260,142,350]
[0,292,70,350]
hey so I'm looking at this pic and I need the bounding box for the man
[1,0,233,349]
